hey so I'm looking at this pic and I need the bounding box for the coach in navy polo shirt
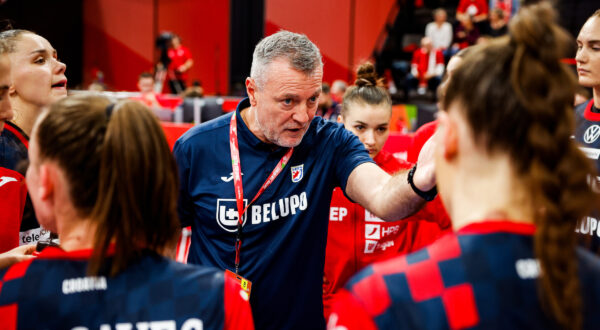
[173,30,436,330]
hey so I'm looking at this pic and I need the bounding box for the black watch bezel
[407,164,437,202]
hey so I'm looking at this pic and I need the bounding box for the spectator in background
[167,34,193,95]
[490,0,515,22]
[331,79,347,104]
[409,36,445,95]
[317,82,340,121]
[425,8,453,52]
[456,0,489,24]
[454,15,481,49]
[132,72,164,108]
[487,7,508,37]
[183,80,204,98]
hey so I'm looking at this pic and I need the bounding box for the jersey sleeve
[328,289,378,330]
[0,168,26,253]
[173,140,193,227]
[224,274,254,330]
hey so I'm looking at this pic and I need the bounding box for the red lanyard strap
[229,111,293,274]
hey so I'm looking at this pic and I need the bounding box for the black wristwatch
[407,164,437,201]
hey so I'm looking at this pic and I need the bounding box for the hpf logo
[583,125,600,144]
[365,224,381,240]
[216,199,247,232]
[291,164,304,183]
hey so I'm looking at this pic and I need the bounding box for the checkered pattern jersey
[0,247,253,330]
[329,221,600,329]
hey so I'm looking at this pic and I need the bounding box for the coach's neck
[241,106,271,144]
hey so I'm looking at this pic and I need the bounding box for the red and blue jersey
[173,98,373,330]
[0,167,27,253]
[0,121,50,246]
[329,221,600,329]
[0,246,254,330]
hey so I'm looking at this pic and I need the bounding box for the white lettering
[591,218,598,236]
[299,192,308,210]
[279,198,290,217]
[180,319,203,330]
[251,205,262,224]
[290,195,300,215]
[115,324,133,330]
[382,225,400,237]
[263,203,271,222]
[330,207,339,221]
[73,319,202,330]
[62,276,107,295]
[516,259,541,279]
[271,202,279,221]
[339,207,347,221]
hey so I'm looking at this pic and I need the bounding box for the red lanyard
[229,111,293,274]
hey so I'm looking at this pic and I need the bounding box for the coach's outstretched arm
[346,135,436,221]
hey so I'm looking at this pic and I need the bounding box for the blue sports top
[173,98,373,330]
[574,99,600,251]
[0,247,253,330]
[330,221,600,329]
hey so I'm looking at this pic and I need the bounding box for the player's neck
[10,99,41,137]
[448,153,534,231]
[593,87,600,108]
[241,106,270,144]
[57,216,97,252]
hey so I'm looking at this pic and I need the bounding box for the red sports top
[322,150,451,318]
[0,167,27,253]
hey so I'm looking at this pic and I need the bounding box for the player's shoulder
[175,112,231,148]
[575,99,592,116]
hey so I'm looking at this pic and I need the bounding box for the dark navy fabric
[345,223,600,329]
[0,121,28,173]
[173,98,373,330]
[574,99,600,252]
[0,248,226,329]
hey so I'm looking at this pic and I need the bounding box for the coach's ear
[246,77,258,107]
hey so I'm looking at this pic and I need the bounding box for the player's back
[335,221,600,329]
[0,247,229,330]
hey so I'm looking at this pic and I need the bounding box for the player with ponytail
[329,3,600,329]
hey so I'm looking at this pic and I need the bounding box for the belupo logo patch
[216,199,247,232]
[291,164,304,183]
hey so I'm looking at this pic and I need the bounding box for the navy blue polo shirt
[173,98,373,329]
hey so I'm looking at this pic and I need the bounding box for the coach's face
[247,58,322,148]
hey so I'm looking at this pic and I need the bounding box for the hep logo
[291,165,304,183]
[216,199,247,232]
[584,125,600,144]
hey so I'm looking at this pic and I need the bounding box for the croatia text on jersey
[216,192,308,231]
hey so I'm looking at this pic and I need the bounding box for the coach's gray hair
[250,30,323,88]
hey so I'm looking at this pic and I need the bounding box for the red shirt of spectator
[322,149,451,318]
[457,0,489,18]
[168,45,192,82]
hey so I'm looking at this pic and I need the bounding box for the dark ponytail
[443,3,597,329]
[341,62,391,117]
[37,95,180,276]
